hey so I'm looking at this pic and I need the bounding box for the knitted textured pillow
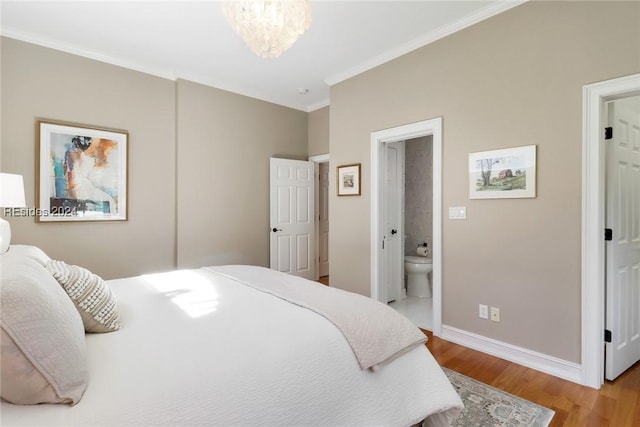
[46,260,120,333]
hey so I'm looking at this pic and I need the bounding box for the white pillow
[47,260,120,333]
[0,257,89,405]
[4,244,51,266]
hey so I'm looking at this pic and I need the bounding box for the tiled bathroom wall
[404,136,433,257]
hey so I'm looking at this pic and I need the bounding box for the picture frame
[337,163,361,196]
[37,120,128,222]
[468,145,536,199]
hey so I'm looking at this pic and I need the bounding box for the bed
[0,242,463,426]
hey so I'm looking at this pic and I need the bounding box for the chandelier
[222,0,312,59]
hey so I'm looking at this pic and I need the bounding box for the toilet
[404,256,433,298]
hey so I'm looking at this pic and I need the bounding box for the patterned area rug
[444,368,555,427]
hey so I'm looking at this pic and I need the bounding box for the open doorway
[370,118,443,336]
[386,136,434,331]
[581,73,640,389]
[310,154,329,283]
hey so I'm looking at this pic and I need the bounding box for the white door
[270,158,315,280]
[383,141,405,303]
[318,163,330,277]
[605,96,640,381]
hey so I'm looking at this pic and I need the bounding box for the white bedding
[1,266,462,426]
[207,265,428,370]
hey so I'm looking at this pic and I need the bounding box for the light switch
[448,207,467,220]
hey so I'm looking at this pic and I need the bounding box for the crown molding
[325,0,528,87]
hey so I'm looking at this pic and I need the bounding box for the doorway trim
[310,154,330,281]
[582,73,640,389]
[370,118,443,336]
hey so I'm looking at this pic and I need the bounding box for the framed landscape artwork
[37,120,128,222]
[468,145,536,199]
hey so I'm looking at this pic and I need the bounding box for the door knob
[272,227,282,232]
[391,229,397,235]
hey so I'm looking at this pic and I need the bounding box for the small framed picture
[37,120,128,222]
[468,145,536,199]
[337,163,361,196]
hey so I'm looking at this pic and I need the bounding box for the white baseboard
[440,325,583,385]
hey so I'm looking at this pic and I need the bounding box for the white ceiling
[0,1,524,111]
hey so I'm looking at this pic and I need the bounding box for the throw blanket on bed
[205,265,427,370]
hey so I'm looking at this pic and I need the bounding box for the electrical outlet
[490,307,500,322]
[479,304,489,319]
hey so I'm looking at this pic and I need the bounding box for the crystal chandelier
[222,0,312,59]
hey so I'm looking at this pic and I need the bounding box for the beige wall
[1,38,176,279]
[308,106,330,156]
[175,80,308,269]
[329,1,640,363]
[1,38,308,279]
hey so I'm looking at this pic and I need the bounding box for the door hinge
[605,127,613,140]
[605,228,613,241]
[605,329,612,343]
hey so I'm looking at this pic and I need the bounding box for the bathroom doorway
[388,136,434,330]
[370,118,443,336]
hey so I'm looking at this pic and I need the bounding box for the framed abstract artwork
[468,145,536,199]
[337,163,361,196]
[37,120,128,222]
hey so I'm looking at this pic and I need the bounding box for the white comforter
[1,267,462,426]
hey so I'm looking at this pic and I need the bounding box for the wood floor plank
[313,278,638,425]
[422,330,640,426]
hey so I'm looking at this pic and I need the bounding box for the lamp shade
[0,173,27,207]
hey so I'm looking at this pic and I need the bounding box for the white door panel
[297,234,310,270]
[276,235,291,272]
[270,158,315,280]
[605,96,640,381]
[277,187,291,223]
[383,141,404,303]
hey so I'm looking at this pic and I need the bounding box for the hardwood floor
[314,277,639,425]
[423,330,640,426]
